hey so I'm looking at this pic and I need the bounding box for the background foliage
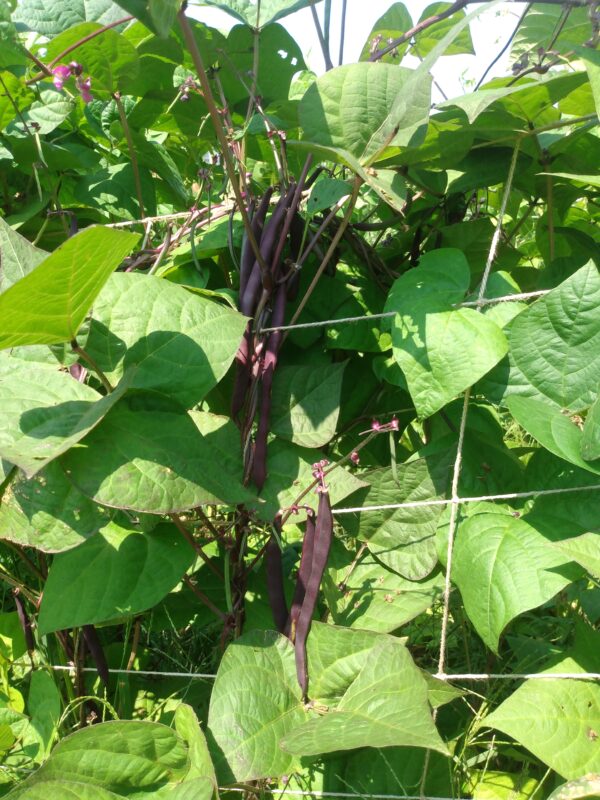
[0,0,599,797]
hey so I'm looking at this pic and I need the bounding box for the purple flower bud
[371,419,381,431]
[69,61,83,76]
[350,451,360,465]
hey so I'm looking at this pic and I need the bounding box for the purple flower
[77,76,93,104]
[51,64,71,90]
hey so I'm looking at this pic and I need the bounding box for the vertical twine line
[421,140,521,798]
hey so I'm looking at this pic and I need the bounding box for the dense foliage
[0,0,599,797]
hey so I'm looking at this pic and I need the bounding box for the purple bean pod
[251,283,286,489]
[82,624,110,686]
[294,488,333,699]
[231,322,253,420]
[240,189,274,298]
[265,514,289,634]
[13,589,34,653]
[284,509,316,640]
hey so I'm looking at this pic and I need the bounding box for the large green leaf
[507,397,600,476]
[197,0,323,28]
[8,88,73,137]
[485,658,600,779]
[0,355,131,477]
[0,219,46,293]
[84,273,247,408]
[340,458,449,580]
[61,394,255,513]
[0,461,112,552]
[299,62,431,165]
[174,705,216,787]
[73,164,157,220]
[14,0,127,34]
[0,226,138,350]
[385,249,508,418]
[207,630,308,782]
[280,637,448,757]
[324,543,444,633]
[6,720,189,797]
[270,362,346,448]
[38,520,195,634]
[509,262,600,411]
[452,510,579,652]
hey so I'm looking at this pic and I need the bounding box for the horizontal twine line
[332,483,600,515]
[259,290,550,333]
[40,665,600,681]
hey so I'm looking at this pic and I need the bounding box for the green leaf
[552,533,600,581]
[197,0,324,28]
[84,273,247,408]
[542,173,600,189]
[0,217,47,293]
[359,3,413,63]
[7,88,73,137]
[74,164,156,220]
[324,544,444,633]
[280,637,448,757]
[485,659,600,779]
[414,2,474,56]
[386,249,508,418]
[452,511,578,652]
[507,396,600,476]
[509,262,600,411]
[61,394,255,513]
[38,520,195,634]
[299,62,431,165]
[6,720,189,796]
[306,178,351,216]
[363,168,408,213]
[207,629,308,782]
[0,226,138,350]
[149,0,180,37]
[582,397,600,462]
[0,461,112,552]
[270,362,346,448]
[174,705,216,785]
[0,611,27,662]
[340,458,449,580]
[28,671,61,757]
[14,0,127,34]
[0,355,131,477]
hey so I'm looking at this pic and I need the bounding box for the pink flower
[51,64,71,90]
[350,451,360,465]
[77,76,93,104]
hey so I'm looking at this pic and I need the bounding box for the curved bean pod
[82,624,110,686]
[294,489,333,699]
[265,515,289,634]
[284,509,316,640]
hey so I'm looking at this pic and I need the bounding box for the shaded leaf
[0,461,112,552]
[85,273,247,408]
[0,355,131,477]
[0,218,47,293]
[62,394,255,513]
[38,520,195,634]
